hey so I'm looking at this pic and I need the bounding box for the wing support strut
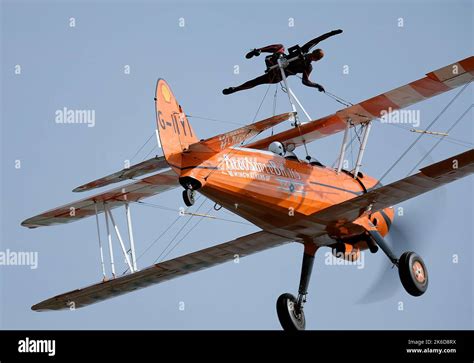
[97,201,140,279]
[353,121,373,178]
[336,119,351,173]
[94,202,107,280]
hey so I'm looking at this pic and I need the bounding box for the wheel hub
[412,261,426,283]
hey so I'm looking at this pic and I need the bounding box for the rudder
[154,79,199,173]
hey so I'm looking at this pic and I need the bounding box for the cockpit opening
[268,141,324,166]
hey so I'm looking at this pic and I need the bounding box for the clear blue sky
[1,0,472,329]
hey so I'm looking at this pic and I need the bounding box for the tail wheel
[276,293,306,331]
[398,251,428,296]
[182,189,195,207]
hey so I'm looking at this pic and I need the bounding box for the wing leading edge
[21,168,180,228]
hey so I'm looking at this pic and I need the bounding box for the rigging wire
[141,144,158,161]
[253,83,273,122]
[186,114,246,126]
[324,91,354,107]
[130,132,155,162]
[121,195,202,274]
[377,81,471,184]
[134,199,251,226]
[121,214,181,275]
[384,122,473,148]
[406,104,473,175]
[153,197,208,263]
[159,205,215,262]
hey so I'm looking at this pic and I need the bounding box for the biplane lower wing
[21,168,180,228]
[311,149,474,225]
[32,231,290,311]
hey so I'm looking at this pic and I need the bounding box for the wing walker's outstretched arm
[301,67,325,92]
[301,29,343,53]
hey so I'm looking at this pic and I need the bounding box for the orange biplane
[22,55,474,330]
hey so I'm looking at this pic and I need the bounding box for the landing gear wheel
[276,293,306,331]
[398,251,428,296]
[182,189,195,207]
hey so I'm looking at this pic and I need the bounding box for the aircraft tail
[154,79,199,173]
[154,79,294,181]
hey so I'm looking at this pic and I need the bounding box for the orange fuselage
[176,147,393,247]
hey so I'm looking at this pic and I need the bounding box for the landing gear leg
[369,231,428,296]
[277,244,317,331]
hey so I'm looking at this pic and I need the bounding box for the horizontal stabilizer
[21,168,179,228]
[188,112,295,153]
[73,156,169,192]
[31,231,290,311]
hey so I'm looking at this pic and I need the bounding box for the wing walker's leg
[103,202,116,278]
[125,203,138,272]
[94,202,107,281]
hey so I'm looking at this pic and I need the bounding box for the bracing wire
[130,132,155,162]
[406,104,473,175]
[377,81,471,184]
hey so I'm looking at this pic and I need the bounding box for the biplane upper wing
[32,230,290,311]
[188,112,295,153]
[311,149,474,225]
[73,156,169,192]
[247,56,474,150]
[21,168,180,228]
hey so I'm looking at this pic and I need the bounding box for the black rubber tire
[398,251,428,297]
[276,293,306,331]
[182,189,195,207]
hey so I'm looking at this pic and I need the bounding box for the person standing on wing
[222,29,343,95]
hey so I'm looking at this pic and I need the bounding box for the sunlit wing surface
[73,156,169,192]
[21,169,179,228]
[31,231,290,311]
[311,149,474,225]
[188,112,295,153]
[247,56,474,150]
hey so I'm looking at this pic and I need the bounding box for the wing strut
[94,202,107,280]
[336,119,351,173]
[353,121,373,178]
[97,201,141,280]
